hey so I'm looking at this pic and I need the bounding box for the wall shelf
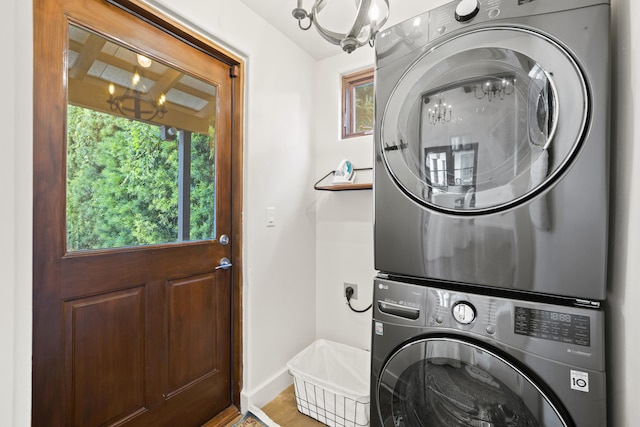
[314,167,373,191]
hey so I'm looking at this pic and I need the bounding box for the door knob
[215,257,233,270]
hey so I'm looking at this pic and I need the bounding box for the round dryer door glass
[376,338,570,427]
[381,28,588,214]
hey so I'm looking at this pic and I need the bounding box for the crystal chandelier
[427,96,452,125]
[292,0,389,54]
[474,77,515,102]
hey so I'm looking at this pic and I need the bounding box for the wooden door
[33,0,243,425]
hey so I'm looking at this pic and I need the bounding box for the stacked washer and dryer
[371,0,610,426]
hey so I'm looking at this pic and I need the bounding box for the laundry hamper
[287,339,370,427]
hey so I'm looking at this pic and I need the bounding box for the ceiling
[238,0,441,60]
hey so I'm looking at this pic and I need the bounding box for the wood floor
[260,385,324,426]
[201,406,243,427]
[206,384,324,427]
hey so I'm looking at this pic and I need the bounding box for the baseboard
[240,367,292,412]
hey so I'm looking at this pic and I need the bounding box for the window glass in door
[67,24,218,251]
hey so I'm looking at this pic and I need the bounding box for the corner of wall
[240,367,292,412]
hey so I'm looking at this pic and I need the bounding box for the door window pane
[66,24,218,251]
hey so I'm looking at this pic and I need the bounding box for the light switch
[266,207,276,227]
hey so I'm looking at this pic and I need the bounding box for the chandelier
[292,0,389,54]
[474,77,515,102]
[107,62,167,121]
[427,96,452,125]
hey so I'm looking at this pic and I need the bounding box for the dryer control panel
[377,0,609,68]
[426,0,607,44]
[428,0,503,43]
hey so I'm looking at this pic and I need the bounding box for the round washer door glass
[376,338,570,427]
[381,28,588,214]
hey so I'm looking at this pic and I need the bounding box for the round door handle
[215,257,233,270]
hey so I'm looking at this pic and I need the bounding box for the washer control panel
[515,306,591,346]
[373,276,605,371]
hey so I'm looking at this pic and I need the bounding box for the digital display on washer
[514,307,590,346]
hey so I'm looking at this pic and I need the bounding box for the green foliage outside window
[354,82,374,134]
[342,68,374,139]
[66,105,216,252]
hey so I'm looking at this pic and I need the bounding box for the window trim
[342,68,374,139]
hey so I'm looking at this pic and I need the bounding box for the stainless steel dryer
[373,0,610,301]
[371,276,606,427]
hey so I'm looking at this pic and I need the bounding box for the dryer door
[376,337,572,427]
[381,27,587,214]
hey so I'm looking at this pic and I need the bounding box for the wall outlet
[344,282,358,300]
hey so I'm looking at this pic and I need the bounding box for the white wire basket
[287,339,370,427]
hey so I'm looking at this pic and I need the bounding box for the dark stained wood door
[33,0,242,425]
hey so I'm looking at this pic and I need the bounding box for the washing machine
[373,0,610,301]
[370,276,606,427]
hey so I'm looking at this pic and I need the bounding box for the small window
[342,68,374,139]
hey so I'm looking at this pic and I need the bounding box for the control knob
[452,301,476,324]
[455,0,480,22]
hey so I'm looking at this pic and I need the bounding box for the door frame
[32,0,245,420]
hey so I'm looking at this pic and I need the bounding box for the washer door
[381,27,588,214]
[376,337,572,427]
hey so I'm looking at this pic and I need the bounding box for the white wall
[607,1,640,426]
[1,0,32,425]
[313,48,377,351]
